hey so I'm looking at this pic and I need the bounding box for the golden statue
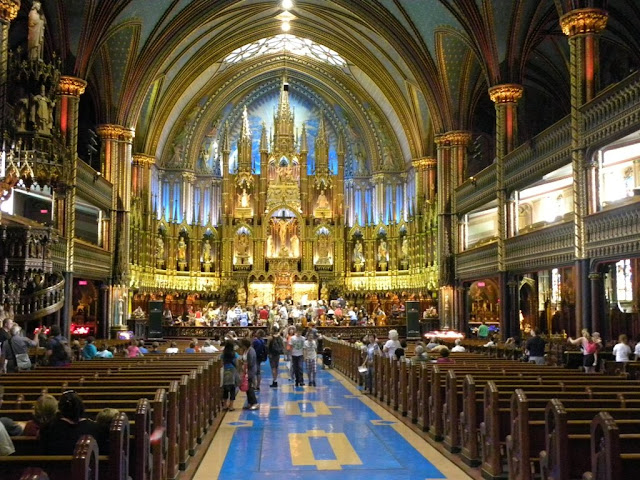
[177,237,187,262]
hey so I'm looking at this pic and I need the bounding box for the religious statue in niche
[177,237,188,271]
[290,233,300,257]
[30,85,54,135]
[316,234,332,265]
[28,1,46,61]
[316,190,329,209]
[237,188,251,208]
[202,239,212,272]
[155,236,165,266]
[266,234,274,258]
[378,238,389,271]
[353,240,365,272]
[236,233,250,264]
[381,143,395,170]
[399,236,409,270]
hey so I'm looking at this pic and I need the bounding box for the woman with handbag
[222,341,240,411]
[2,325,36,372]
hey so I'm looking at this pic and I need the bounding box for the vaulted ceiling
[11,0,640,170]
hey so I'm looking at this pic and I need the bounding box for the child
[303,332,318,387]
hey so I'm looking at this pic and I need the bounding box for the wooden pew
[583,412,640,480]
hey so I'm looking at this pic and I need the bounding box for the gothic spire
[300,123,308,153]
[221,121,231,153]
[240,105,251,140]
[260,122,268,152]
[337,132,345,155]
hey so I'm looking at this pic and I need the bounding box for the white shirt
[303,339,317,360]
[635,343,640,359]
[165,347,179,354]
[383,339,401,359]
[451,345,466,352]
[202,345,219,353]
[613,343,632,362]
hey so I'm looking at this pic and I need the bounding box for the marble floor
[194,359,471,480]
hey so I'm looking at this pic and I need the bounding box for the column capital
[132,153,156,166]
[96,124,135,141]
[411,157,436,170]
[488,84,524,104]
[446,131,472,146]
[588,272,602,281]
[57,76,87,97]
[0,0,20,22]
[560,8,608,37]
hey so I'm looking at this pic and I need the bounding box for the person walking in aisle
[289,326,306,387]
[240,338,259,410]
[221,341,240,411]
[303,330,318,387]
[267,327,285,388]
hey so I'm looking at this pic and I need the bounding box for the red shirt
[259,309,269,320]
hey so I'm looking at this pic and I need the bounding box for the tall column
[589,271,603,335]
[560,8,608,333]
[97,124,135,336]
[55,76,87,336]
[489,83,523,339]
[435,134,452,328]
[0,1,19,134]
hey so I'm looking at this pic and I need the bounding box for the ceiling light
[281,21,291,32]
[282,0,294,9]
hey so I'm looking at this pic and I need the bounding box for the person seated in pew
[425,336,439,351]
[149,341,161,354]
[201,340,219,353]
[22,395,58,437]
[185,341,197,353]
[165,341,179,354]
[394,340,407,360]
[451,339,466,352]
[95,408,120,454]
[411,345,429,364]
[635,334,640,361]
[435,348,455,364]
[613,334,632,362]
[0,416,23,436]
[483,335,497,348]
[96,343,113,358]
[81,336,98,360]
[127,340,141,358]
[0,421,15,456]
[40,391,103,455]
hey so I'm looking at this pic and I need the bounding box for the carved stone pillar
[489,84,523,335]
[97,124,135,333]
[560,8,608,331]
[589,271,603,336]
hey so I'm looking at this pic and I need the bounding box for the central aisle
[195,359,471,479]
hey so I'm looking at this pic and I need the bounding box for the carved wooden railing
[582,70,640,146]
[503,117,571,191]
[456,164,497,213]
[505,222,574,271]
[585,200,640,259]
[455,242,498,279]
[76,159,113,210]
[73,239,112,279]
[14,274,65,321]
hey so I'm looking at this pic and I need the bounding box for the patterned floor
[194,359,471,479]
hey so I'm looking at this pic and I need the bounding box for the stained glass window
[616,259,633,302]
[223,34,346,67]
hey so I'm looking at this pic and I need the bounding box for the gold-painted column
[489,84,523,339]
[132,153,155,268]
[435,134,452,327]
[0,1,19,132]
[97,124,135,335]
[560,8,608,334]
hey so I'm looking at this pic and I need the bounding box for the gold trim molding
[96,124,135,141]
[0,0,20,22]
[560,8,608,37]
[57,76,87,97]
[434,131,472,146]
[412,157,436,169]
[132,154,156,166]
[488,84,524,104]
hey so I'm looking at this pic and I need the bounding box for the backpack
[585,341,598,355]
[253,338,267,363]
[269,335,284,355]
[51,337,72,363]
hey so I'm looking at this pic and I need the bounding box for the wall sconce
[93,171,102,182]
[469,176,476,186]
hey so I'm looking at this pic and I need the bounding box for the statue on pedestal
[30,86,54,135]
[177,237,187,270]
[266,234,274,258]
[316,190,330,209]
[317,234,331,264]
[155,236,165,260]
[238,188,251,208]
[378,239,388,270]
[290,233,300,257]
[202,240,212,263]
[28,1,46,61]
[353,240,364,271]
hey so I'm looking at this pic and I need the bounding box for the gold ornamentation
[96,124,135,141]
[560,8,608,37]
[57,76,87,97]
[411,157,436,169]
[488,84,524,104]
[446,131,472,146]
[132,154,156,166]
[0,0,20,22]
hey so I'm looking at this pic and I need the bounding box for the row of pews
[326,338,640,480]
[0,353,223,480]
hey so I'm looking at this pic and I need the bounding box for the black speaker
[148,301,164,339]
[406,301,421,339]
